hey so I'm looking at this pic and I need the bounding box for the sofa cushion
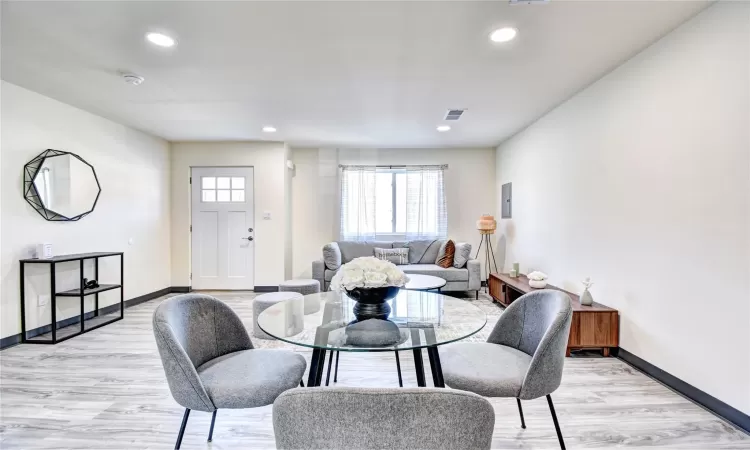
[322,242,342,270]
[453,243,472,269]
[325,269,336,282]
[406,240,445,264]
[436,240,455,268]
[337,241,393,263]
[374,247,409,265]
[401,264,469,282]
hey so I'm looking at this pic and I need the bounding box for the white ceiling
[1,1,709,147]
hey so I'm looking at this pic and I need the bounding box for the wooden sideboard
[488,273,619,356]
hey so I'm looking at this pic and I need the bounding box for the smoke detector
[122,73,145,86]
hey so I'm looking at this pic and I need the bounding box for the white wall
[170,141,291,287]
[292,147,497,278]
[0,81,171,339]
[495,2,750,413]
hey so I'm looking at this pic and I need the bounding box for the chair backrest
[273,387,495,450]
[152,294,253,411]
[487,289,572,399]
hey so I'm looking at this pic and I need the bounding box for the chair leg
[333,351,340,382]
[207,410,217,442]
[325,350,334,386]
[516,398,526,429]
[394,351,403,387]
[546,395,566,450]
[476,290,479,300]
[175,408,190,450]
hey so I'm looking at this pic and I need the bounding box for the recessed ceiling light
[146,32,176,47]
[262,126,277,133]
[437,125,451,132]
[489,27,517,43]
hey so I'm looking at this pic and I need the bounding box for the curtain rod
[339,164,448,169]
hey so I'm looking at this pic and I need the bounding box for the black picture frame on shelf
[23,149,101,222]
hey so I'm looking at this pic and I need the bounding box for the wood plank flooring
[1,291,748,449]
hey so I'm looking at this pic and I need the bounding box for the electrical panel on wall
[501,182,512,218]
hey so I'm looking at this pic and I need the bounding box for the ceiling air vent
[445,109,466,121]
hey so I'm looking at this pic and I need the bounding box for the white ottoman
[253,292,304,339]
[279,279,321,314]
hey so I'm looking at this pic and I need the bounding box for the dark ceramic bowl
[345,286,401,304]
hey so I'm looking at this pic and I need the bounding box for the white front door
[190,167,255,290]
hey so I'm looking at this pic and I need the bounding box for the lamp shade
[476,214,497,234]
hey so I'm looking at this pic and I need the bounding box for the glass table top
[256,290,487,352]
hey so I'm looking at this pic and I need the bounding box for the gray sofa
[312,240,481,296]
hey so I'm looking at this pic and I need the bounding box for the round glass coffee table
[404,274,447,292]
[256,290,486,387]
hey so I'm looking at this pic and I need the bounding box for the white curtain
[340,166,377,241]
[405,167,447,240]
[340,165,447,241]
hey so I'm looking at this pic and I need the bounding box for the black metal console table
[19,252,124,344]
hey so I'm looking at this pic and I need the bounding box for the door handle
[242,236,254,241]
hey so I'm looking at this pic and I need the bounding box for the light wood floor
[1,291,748,449]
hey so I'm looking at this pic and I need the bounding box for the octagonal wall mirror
[23,149,101,221]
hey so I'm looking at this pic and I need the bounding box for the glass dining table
[256,290,487,387]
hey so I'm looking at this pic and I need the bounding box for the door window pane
[231,190,245,202]
[231,177,245,189]
[202,190,216,202]
[202,177,215,189]
[217,177,230,189]
[217,190,230,202]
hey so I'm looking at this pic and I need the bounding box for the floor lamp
[476,214,499,292]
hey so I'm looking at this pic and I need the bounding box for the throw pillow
[322,242,342,270]
[453,242,472,268]
[436,240,455,268]
[374,247,409,265]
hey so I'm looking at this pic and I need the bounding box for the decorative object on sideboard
[23,149,101,222]
[34,243,53,259]
[527,271,549,289]
[330,257,409,322]
[580,277,594,306]
[509,262,520,278]
[475,214,499,291]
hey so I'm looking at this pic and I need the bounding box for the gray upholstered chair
[273,387,495,450]
[441,289,573,449]
[153,294,307,449]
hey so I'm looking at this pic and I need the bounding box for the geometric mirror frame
[23,149,101,222]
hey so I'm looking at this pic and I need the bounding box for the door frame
[189,166,255,291]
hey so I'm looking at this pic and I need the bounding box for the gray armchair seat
[441,289,573,449]
[441,343,531,397]
[273,387,496,450]
[197,349,306,409]
[153,294,306,449]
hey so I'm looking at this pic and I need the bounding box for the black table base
[306,345,444,388]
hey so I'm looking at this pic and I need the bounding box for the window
[201,176,245,202]
[340,166,447,240]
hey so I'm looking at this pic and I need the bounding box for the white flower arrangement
[330,256,410,291]
[527,271,548,281]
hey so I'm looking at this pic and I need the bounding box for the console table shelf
[488,273,619,356]
[19,252,124,344]
[57,284,122,297]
